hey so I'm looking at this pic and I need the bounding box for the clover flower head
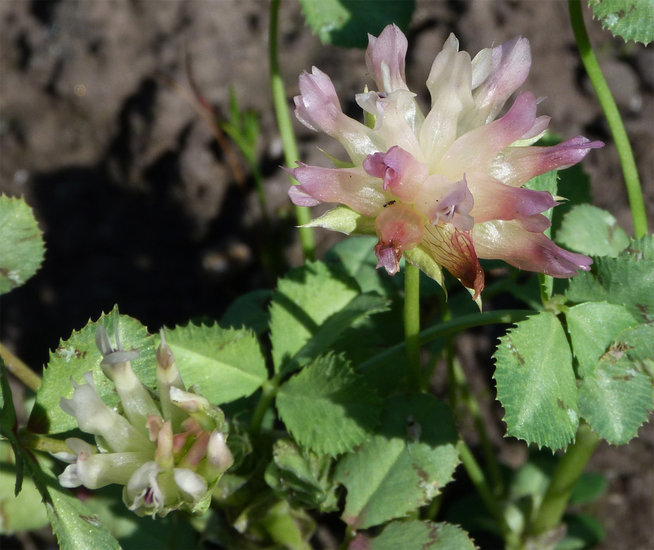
[58,326,233,517]
[289,24,603,299]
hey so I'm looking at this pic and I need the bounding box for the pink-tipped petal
[490,136,605,187]
[295,68,378,162]
[438,92,538,179]
[365,24,409,93]
[363,145,427,200]
[421,224,485,299]
[521,115,551,141]
[419,175,474,231]
[466,173,557,227]
[288,185,321,207]
[374,203,424,275]
[474,36,531,121]
[291,164,387,216]
[294,67,343,133]
[473,220,592,277]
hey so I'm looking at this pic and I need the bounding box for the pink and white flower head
[290,24,602,299]
[57,326,233,518]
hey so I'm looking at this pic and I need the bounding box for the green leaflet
[299,0,415,48]
[578,356,652,444]
[352,519,475,550]
[334,394,459,529]
[165,323,268,405]
[269,260,388,374]
[557,205,629,257]
[0,195,46,295]
[493,312,578,450]
[276,354,381,457]
[566,235,654,322]
[588,0,654,44]
[565,301,639,377]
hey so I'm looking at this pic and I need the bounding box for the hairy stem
[269,0,316,260]
[568,0,648,237]
[529,422,600,535]
[404,263,422,392]
[0,343,41,392]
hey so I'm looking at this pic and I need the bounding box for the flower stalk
[568,0,648,238]
[269,0,315,260]
[404,263,422,392]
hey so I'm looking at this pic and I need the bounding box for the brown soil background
[1,0,652,548]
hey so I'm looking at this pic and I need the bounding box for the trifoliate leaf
[566,237,654,322]
[299,0,415,48]
[276,354,381,456]
[0,195,46,294]
[351,519,475,550]
[578,356,652,444]
[164,323,268,405]
[31,306,156,434]
[565,302,638,377]
[269,260,360,373]
[334,394,459,529]
[588,0,654,45]
[557,205,630,257]
[493,312,578,450]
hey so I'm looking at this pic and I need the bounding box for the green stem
[0,343,41,392]
[360,309,532,372]
[18,430,71,455]
[529,422,600,535]
[568,0,648,238]
[269,0,316,260]
[249,375,281,437]
[404,263,422,392]
[457,440,518,547]
[450,357,503,495]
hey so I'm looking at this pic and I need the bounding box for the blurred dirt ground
[0,1,652,548]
